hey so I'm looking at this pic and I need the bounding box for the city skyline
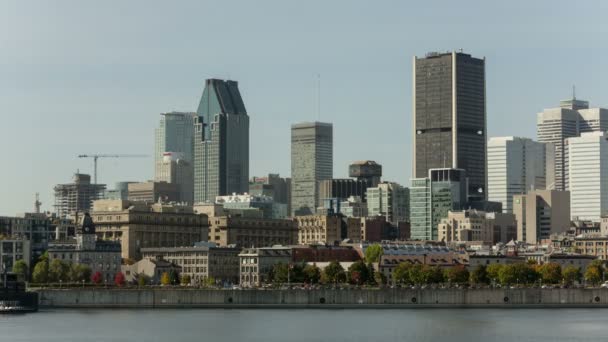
[3,0,608,215]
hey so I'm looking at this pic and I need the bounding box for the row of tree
[269,261,382,286]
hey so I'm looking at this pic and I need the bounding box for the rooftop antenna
[34,193,42,214]
[317,73,321,121]
[572,85,576,100]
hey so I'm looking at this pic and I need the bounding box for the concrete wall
[37,288,608,308]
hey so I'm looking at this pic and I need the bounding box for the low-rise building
[208,216,296,247]
[572,235,608,260]
[122,258,181,284]
[239,246,291,287]
[141,242,240,285]
[0,239,31,272]
[47,213,121,283]
[468,255,526,268]
[90,200,209,260]
[128,181,180,203]
[438,210,517,244]
[296,214,348,245]
[291,245,362,263]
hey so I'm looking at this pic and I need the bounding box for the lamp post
[59,279,63,289]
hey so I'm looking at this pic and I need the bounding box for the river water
[1,308,607,341]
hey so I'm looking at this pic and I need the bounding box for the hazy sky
[1,0,608,215]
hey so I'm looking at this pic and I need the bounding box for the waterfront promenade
[36,288,608,308]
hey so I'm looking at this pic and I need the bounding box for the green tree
[180,274,192,285]
[486,264,503,283]
[321,261,346,284]
[32,260,49,283]
[137,274,149,287]
[409,264,425,284]
[422,265,444,284]
[539,263,562,284]
[160,272,171,286]
[69,264,92,283]
[366,263,377,285]
[444,266,469,284]
[49,259,70,283]
[169,269,180,285]
[303,264,321,284]
[374,270,387,286]
[585,265,602,285]
[272,263,289,284]
[393,262,412,285]
[562,266,582,285]
[347,261,370,285]
[203,276,216,287]
[365,244,384,263]
[469,265,489,285]
[498,263,538,285]
[12,260,29,282]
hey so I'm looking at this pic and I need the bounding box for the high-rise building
[291,122,333,216]
[349,160,382,187]
[155,152,194,204]
[537,97,608,191]
[54,173,106,218]
[410,168,468,241]
[513,190,570,244]
[318,179,369,208]
[154,112,196,177]
[193,79,249,203]
[366,182,409,225]
[567,132,608,221]
[487,137,549,213]
[249,174,291,214]
[413,51,486,200]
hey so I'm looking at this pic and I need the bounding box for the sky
[1,0,608,215]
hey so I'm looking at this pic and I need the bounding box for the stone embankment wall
[37,288,608,308]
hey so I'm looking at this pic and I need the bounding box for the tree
[422,265,444,284]
[32,260,48,283]
[374,270,387,286]
[539,263,562,284]
[49,259,70,283]
[498,263,538,285]
[585,266,602,286]
[409,264,425,284]
[486,264,503,283]
[321,261,346,284]
[180,274,192,286]
[562,266,582,285]
[137,274,149,287]
[160,272,171,286]
[12,260,29,282]
[469,265,489,285]
[272,263,289,284]
[393,262,412,285]
[70,264,92,283]
[366,263,377,285]
[365,244,384,263]
[347,261,370,285]
[91,271,103,284]
[303,264,321,284]
[444,266,469,284]
[169,269,180,285]
[114,272,126,287]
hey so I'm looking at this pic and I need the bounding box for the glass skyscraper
[154,112,196,180]
[193,79,249,203]
[413,51,486,201]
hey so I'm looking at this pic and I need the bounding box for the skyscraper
[567,132,608,221]
[487,137,550,213]
[537,97,608,191]
[413,51,486,200]
[366,182,409,225]
[154,112,196,179]
[291,122,333,216]
[193,79,249,203]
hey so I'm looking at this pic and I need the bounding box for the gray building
[194,79,249,203]
[0,213,53,261]
[366,182,409,225]
[105,182,135,200]
[154,111,196,179]
[0,239,31,273]
[249,174,291,214]
[318,178,368,208]
[413,51,486,201]
[54,173,106,218]
[291,122,333,216]
[513,190,571,244]
[349,160,382,187]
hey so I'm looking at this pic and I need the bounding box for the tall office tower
[410,168,468,241]
[513,190,570,244]
[193,79,249,203]
[291,122,333,216]
[154,112,196,178]
[349,160,382,188]
[537,96,608,191]
[54,173,106,218]
[366,182,409,225]
[567,132,608,221]
[156,152,194,204]
[487,137,549,213]
[413,51,486,201]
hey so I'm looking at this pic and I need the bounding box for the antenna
[572,85,576,100]
[34,193,42,214]
[317,74,321,121]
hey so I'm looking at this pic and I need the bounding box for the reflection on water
[1,308,607,342]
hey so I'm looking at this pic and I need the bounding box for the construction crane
[77,154,149,184]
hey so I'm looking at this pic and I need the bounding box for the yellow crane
[77,154,148,184]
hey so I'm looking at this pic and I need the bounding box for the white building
[366,182,409,225]
[567,132,608,221]
[155,152,194,204]
[154,112,196,178]
[487,137,549,213]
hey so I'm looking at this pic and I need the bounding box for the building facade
[249,174,291,215]
[295,214,345,245]
[193,79,249,203]
[349,160,382,187]
[318,178,369,208]
[366,182,409,225]
[154,111,196,180]
[207,216,297,248]
[487,136,549,213]
[413,51,486,201]
[438,210,516,244]
[155,152,194,204]
[54,173,105,218]
[567,132,608,221]
[127,181,180,203]
[90,200,209,260]
[513,190,571,244]
[239,246,292,287]
[0,239,31,273]
[291,122,333,216]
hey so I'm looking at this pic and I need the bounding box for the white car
[600,282,608,288]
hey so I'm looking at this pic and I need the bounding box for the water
[1,308,607,341]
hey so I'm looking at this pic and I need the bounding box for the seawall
[36,288,608,308]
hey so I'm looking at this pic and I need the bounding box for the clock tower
[76,212,97,251]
